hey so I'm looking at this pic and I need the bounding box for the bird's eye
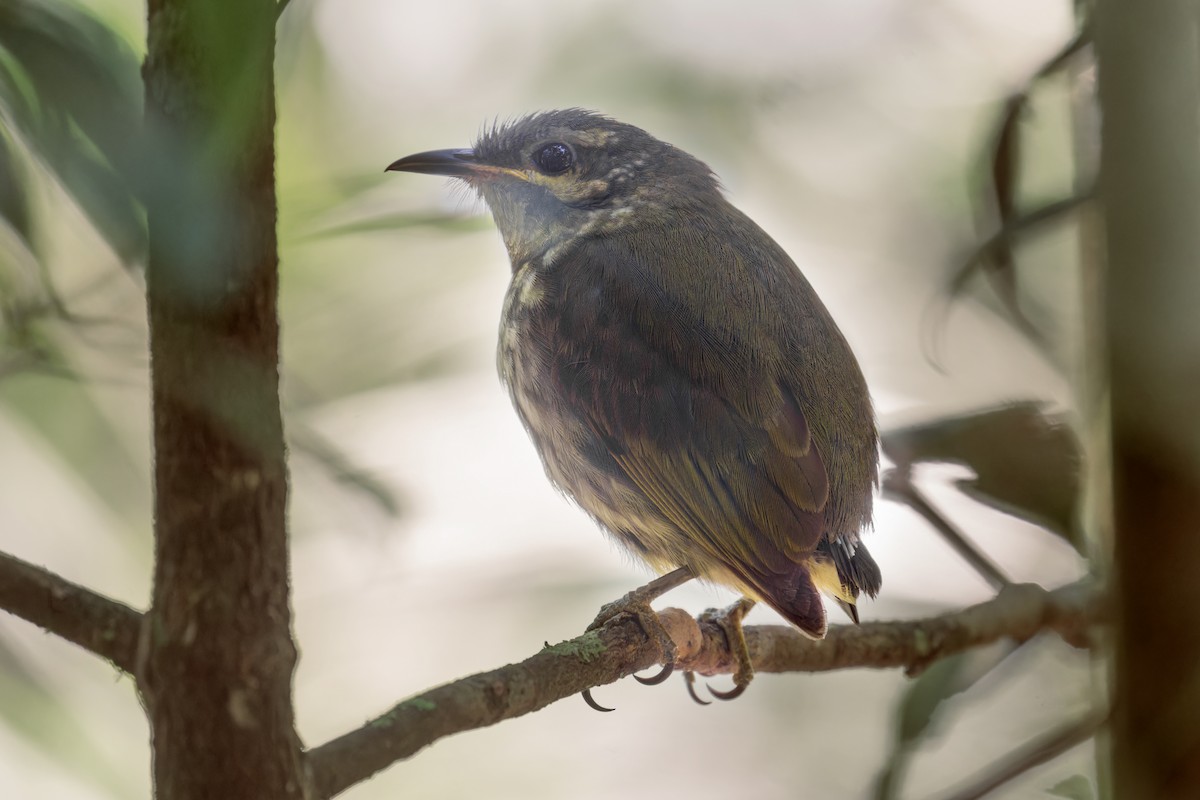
[533,142,573,175]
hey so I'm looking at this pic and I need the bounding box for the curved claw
[634,663,674,686]
[684,671,711,706]
[581,688,615,713]
[706,682,748,702]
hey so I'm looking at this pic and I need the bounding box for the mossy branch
[308,578,1102,798]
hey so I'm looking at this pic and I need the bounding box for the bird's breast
[497,259,671,547]
[498,260,597,463]
[498,261,584,475]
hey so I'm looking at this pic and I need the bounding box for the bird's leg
[588,566,695,629]
[580,566,694,710]
[699,596,757,701]
[587,566,694,669]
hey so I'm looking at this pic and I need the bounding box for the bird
[387,109,880,700]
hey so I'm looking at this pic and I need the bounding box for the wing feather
[548,233,836,634]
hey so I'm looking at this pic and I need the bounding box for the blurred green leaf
[0,0,146,265]
[1048,774,1095,800]
[297,209,489,242]
[45,115,146,264]
[0,127,33,248]
[0,0,142,176]
[874,643,1017,799]
[882,402,1084,552]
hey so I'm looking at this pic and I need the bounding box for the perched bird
[387,109,880,697]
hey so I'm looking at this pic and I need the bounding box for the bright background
[0,1,1093,798]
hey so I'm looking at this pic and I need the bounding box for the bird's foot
[581,567,694,711]
[692,596,757,703]
[586,566,693,668]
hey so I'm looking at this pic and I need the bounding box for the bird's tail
[752,568,829,639]
[748,538,881,638]
[814,537,881,625]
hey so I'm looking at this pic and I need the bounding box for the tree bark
[141,1,307,796]
[1096,1,1200,796]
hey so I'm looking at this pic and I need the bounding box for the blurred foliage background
[0,0,1093,798]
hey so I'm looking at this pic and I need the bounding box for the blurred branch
[926,192,1093,371]
[308,578,1102,798]
[950,192,1094,302]
[0,550,142,673]
[882,467,1013,592]
[966,25,1092,348]
[937,709,1106,800]
[289,424,403,517]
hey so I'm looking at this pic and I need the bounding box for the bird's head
[387,109,720,265]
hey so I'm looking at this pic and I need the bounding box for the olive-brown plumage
[388,109,880,638]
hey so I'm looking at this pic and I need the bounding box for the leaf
[873,642,1018,799]
[1047,774,1095,800]
[0,1,142,177]
[0,0,146,265]
[295,209,489,242]
[882,402,1084,552]
[0,127,33,248]
[44,115,146,264]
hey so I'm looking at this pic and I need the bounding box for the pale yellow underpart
[632,530,855,609]
[808,557,856,605]
[684,557,855,607]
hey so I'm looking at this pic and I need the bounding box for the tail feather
[757,569,827,639]
[822,537,881,599]
[732,538,879,638]
[775,539,880,632]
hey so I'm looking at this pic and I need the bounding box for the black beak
[385,148,479,177]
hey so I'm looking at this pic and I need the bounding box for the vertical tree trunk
[141,1,307,796]
[1096,1,1200,797]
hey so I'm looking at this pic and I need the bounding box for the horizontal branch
[309,578,1102,798]
[743,579,1100,677]
[0,550,143,673]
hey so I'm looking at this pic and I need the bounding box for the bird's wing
[553,233,833,635]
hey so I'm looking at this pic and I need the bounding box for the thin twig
[0,551,142,673]
[968,26,1093,346]
[882,468,1013,591]
[949,192,1095,301]
[289,425,403,517]
[937,709,1106,800]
